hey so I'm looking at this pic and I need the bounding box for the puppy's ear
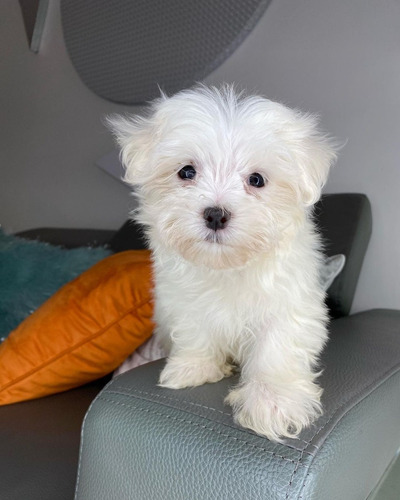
[285,113,337,206]
[106,114,153,186]
[106,97,167,186]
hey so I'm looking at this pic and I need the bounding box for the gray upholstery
[0,378,109,500]
[314,193,372,318]
[75,310,400,500]
[60,0,272,104]
[16,227,116,249]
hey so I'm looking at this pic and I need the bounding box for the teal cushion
[0,229,111,342]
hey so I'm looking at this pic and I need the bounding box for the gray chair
[73,194,400,500]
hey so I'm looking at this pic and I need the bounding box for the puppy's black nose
[203,207,231,231]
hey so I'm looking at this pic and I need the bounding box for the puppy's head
[108,85,336,269]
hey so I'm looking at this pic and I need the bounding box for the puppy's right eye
[248,173,265,188]
[178,165,196,180]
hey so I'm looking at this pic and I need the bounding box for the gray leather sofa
[2,193,400,499]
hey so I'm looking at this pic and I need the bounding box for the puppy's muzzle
[203,207,231,231]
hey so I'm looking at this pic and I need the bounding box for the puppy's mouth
[204,232,224,244]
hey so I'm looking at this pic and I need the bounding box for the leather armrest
[75,310,400,500]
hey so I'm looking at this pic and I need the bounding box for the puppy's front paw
[225,381,322,442]
[159,357,234,389]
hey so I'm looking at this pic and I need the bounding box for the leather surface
[0,378,108,500]
[314,193,372,318]
[16,228,116,249]
[108,220,148,253]
[75,310,400,499]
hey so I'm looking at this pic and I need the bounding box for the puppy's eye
[248,173,265,188]
[178,165,196,180]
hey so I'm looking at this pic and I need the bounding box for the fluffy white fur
[108,85,337,442]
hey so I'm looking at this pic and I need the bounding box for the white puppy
[109,85,337,442]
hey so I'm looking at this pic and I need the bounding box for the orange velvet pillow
[0,250,154,405]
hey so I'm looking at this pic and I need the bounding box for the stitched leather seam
[294,365,400,499]
[285,449,305,499]
[96,395,307,467]
[107,388,314,455]
[306,362,400,448]
[109,385,316,451]
[113,365,400,455]
[297,472,311,500]
[103,359,400,500]
[111,385,232,416]
[99,346,400,497]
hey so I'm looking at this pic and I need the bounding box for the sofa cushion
[0,250,153,405]
[0,228,111,342]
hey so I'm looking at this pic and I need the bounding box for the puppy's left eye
[248,173,265,188]
[178,165,196,180]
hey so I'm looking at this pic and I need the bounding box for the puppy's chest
[157,264,269,333]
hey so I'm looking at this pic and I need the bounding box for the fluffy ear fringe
[105,114,153,186]
[106,91,169,186]
[287,113,338,206]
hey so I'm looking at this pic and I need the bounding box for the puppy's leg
[159,335,234,389]
[225,318,326,442]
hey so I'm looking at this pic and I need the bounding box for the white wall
[0,0,135,233]
[0,0,399,313]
